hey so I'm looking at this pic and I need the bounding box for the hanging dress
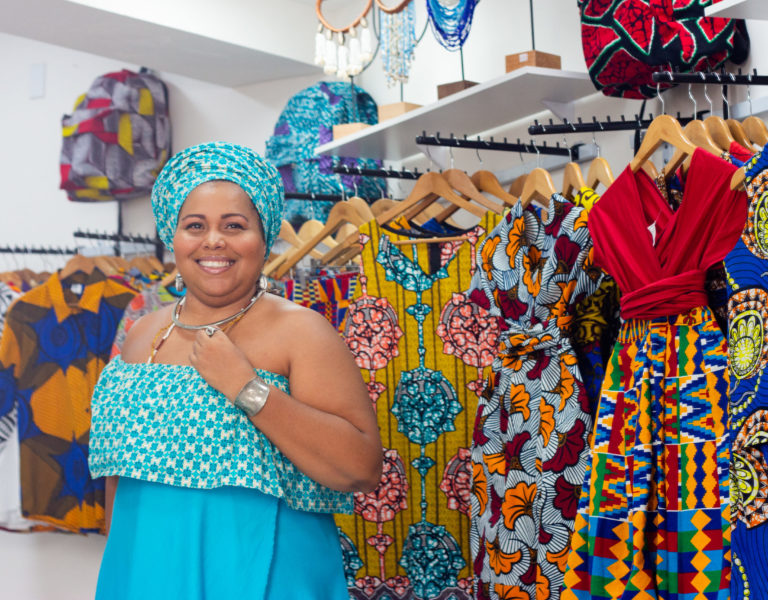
[563,149,747,600]
[571,187,621,414]
[723,146,768,600]
[337,214,500,600]
[467,195,604,600]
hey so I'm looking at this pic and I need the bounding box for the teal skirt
[95,477,348,599]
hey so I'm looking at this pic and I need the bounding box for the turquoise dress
[89,356,352,599]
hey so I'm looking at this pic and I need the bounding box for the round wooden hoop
[315,0,373,33]
[374,0,413,14]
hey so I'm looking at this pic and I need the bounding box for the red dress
[563,150,747,600]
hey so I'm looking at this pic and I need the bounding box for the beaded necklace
[425,0,478,51]
[381,1,417,86]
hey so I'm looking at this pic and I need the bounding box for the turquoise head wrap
[151,142,284,257]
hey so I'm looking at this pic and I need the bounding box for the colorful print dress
[563,150,747,600]
[337,214,500,600]
[467,195,603,600]
[571,187,621,413]
[724,146,768,600]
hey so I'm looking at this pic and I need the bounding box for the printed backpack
[579,0,750,99]
[266,81,385,226]
[60,68,171,201]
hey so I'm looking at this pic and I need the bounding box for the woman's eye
[185,222,203,230]
[226,222,245,230]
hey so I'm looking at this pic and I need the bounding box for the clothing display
[571,187,621,412]
[564,150,747,600]
[724,146,768,600]
[283,269,359,333]
[89,359,349,597]
[0,269,136,532]
[336,214,500,600]
[467,195,603,600]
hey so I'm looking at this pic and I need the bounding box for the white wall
[3,2,768,598]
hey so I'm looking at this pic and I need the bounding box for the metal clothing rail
[331,165,422,180]
[652,69,768,87]
[415,132,579,158]
[528,113,697,136]
[73,229,164,261]
[0,245,78,255]
[284,192,380,203]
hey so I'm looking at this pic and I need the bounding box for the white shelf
[314,67,597,161]
[705,0,768,20]
[0,0,319,86]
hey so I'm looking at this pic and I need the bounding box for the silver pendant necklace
[171,275,267,333]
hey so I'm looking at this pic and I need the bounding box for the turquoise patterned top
[88,356,353,514]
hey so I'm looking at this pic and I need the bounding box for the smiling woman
[86,142,382,600]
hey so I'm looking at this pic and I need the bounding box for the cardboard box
[437,79,478,100]
[332,122,370,140]
[378,102,422,122]
[505,50,561,73]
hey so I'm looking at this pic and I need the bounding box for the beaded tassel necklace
[425,0,478,51]
[380,2,417,86]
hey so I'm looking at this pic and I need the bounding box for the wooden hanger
[376,172,486,227]
[275,201,370,278]
[278,220,304,249]
[561,162,586,200]
[370,197,398,217]
[441,169,504,214]
[630,115,697,177]
[160,267,178,288]
[586,157,614,191]
[704,115,734,152]
[471,170,518,205]
[59,253,96,280]
[519,168,556,209]
[743,116,768,147]
[664,119,721,179]
[347,196,376,221]
[727,118,754,149]
[641,161,660,180]
[508,174,528,198]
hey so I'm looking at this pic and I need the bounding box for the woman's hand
[190,329,255,402]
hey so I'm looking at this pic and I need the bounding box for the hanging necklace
[425,0,478,51]
[381,1,417,86]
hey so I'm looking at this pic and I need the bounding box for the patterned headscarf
[151,142,284,257]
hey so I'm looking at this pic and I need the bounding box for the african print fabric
[0,268,135,533]
[467,195,603,600]
[284,270,359,333]
[571,187,621,413]
[337,214,500,600]
[724,145,768,600]
[579,0,749,99]
[563,307,731,600]
[110,282,177,358]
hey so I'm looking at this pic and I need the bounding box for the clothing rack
[415,132,579,158]
[73,229,164,261]
[652,69,768,118]
[0,245,78,255]
[528,113,697,136]
[331,165,422,180]
[284,192,379,203]
[652,69,768,87]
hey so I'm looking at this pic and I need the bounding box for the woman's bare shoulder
[120,305,174,363]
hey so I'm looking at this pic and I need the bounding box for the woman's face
[173,180,266,307]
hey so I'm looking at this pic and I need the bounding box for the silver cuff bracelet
[233,376,270,417]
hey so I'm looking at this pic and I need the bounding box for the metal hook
[721,74,730,115]
[563,136,572,162]
[532,139,541,168]
[748,72,754,116]
[657,80,665,115]
[475,146,482,165]
[700,72,713,116]
[449,144,454,170]
[688,84,697,119]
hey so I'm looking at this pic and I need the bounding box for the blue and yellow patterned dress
[89,356,352,599]
[724,146,768,600]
